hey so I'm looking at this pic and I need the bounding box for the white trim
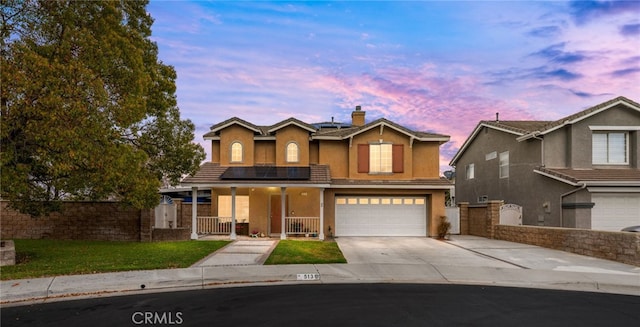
[587,187,640,193]
[342,121,449,142]
[450,123,524,166]
[210,121,261,133]
[181,183,331,188]
[539,99,640,136]
[267,121,316,133]
[329,184,453,189]
[190,187,198,240]
[203,135,220,141]
[589,125,640,131]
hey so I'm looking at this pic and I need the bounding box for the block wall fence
[458,201,639,267]
[0,201,204,242]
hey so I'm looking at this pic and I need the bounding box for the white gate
[500,204,522,225]
[155,196,177,228]
[445,206,460,234]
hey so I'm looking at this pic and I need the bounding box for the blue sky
[147,1,640,172]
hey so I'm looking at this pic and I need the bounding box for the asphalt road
[2,284,639,327]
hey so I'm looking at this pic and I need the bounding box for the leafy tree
[1,0,205,216]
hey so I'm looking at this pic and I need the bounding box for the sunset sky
[147,1,640,172]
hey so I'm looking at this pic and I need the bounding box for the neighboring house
[181,106,451,239]
[450,96,640,231]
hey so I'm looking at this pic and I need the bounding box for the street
[2,284,639,327]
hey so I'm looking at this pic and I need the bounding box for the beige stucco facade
[186,111,451,239]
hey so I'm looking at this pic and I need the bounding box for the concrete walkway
[192,240,278,267]
[1,236,638,306]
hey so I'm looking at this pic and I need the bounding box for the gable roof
[450,96,640,166]
[314,118,450,143]
[267,117,317,133]
[517,96,640,140]
[204,116,450,143]
[204,117,262,138]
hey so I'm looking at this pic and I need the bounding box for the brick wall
[462,201,503,238]
[1,201,151,241]
[175,200,211,231]
[495,225,640,266]
[458,201,640,266]
[151,228,191,242]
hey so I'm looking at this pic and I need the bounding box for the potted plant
[437,216,451,240]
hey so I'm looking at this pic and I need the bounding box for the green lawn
[0,239,230,280]
[264,240,347,265]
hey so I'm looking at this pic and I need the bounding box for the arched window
[286,142,299,163]
[231,142,243,163]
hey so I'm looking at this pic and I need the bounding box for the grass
[0,239,230,280]
[264,240,347,265]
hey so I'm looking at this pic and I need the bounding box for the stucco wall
[319,140,349,178]
[219,125,255,166]
[254,141,276,164]
[275,125,310,166]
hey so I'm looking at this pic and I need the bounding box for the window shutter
[358,144,369,173]
[392,144,404,173]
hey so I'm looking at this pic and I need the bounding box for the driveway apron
[193,240,278,267]
[335,237,516,268]
[335,236,640,275]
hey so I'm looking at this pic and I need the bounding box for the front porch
[196,216,321,238]
[189,186,327,240]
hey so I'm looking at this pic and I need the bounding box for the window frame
[499,151,509,178]
[217,195,250,222]
[230,141,243,163]
[592,131,629,165]
[369,142,393,174]
[466,163,475,180]
[285,141,299,163]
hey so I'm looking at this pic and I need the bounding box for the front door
[270,194,288,234]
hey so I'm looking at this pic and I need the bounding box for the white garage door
[335,196,427,236]
[591,193,640,231]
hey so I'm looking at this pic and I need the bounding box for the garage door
[335,196,427,236]
[591,193,640,231]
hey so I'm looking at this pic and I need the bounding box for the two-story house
[450,96,640,231]
[181,106,451,239]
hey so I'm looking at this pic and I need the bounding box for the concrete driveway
[335,236,640,275]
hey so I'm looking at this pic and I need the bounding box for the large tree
[1,0,205,216]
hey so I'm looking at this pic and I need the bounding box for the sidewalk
[1,237,638,306]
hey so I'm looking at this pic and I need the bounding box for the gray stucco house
[450,96,640,231]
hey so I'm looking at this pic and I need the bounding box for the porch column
[190,186,198,240]
[230,187,237,240]
[280,187,287,240]
[319,188,325,240]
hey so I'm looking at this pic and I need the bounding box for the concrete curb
[2,263,638,306]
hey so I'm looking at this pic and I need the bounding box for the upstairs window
[230,142,243,163]
[499,151,509,178]
[370,143,392,173]
[593,132,628,164]
[466,163,475,180]
[286,142,299,163]
[357,143,403,174]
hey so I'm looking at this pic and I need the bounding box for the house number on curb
[297,273,320,280]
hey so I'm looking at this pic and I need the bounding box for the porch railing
[285,217,320,236]
[197,216,232,235]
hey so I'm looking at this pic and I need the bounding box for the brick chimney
[351,105,365,127]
